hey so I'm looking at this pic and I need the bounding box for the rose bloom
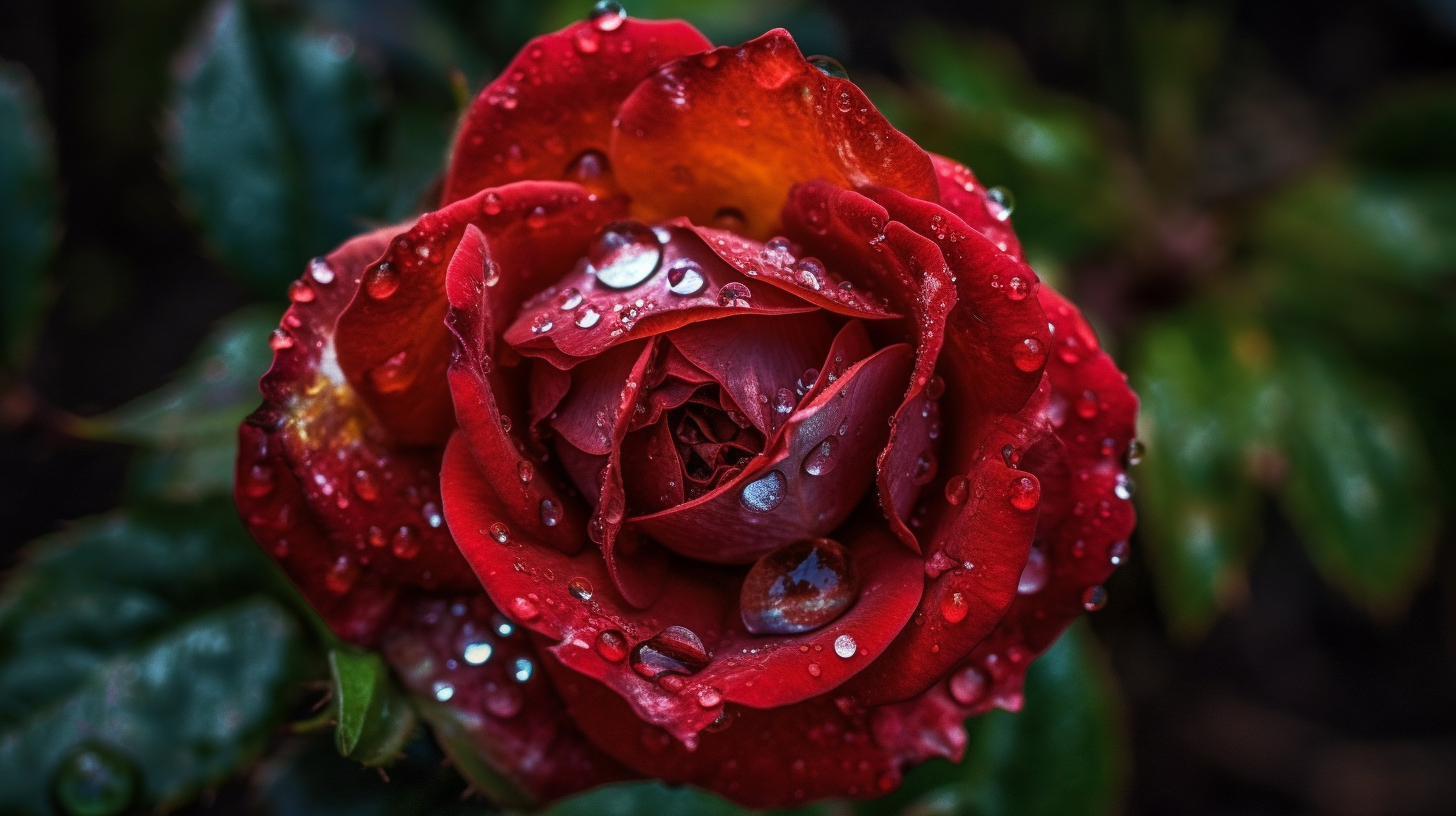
[236,5,1137,808]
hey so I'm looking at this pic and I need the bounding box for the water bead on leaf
[740,538,860,635]
[589,221,662,289]
[630,625,711,679]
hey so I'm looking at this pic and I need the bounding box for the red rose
[236,7,1137,808]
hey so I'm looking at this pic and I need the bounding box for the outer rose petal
[237,229,476,646]
[442,436,923,744]
[611,29,939,237]
[928,155,1023,260]
[443,18,712,203]
[381,593,636,803]
[335,181,624,445]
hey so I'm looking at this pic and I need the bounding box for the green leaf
[412,698,536,812]
[875,623,1125,816]
[1277,346,1438,614]
[0,60,59,368]
[168,0,380,292]
[329,647,416,767]
[1346,84,1456,175]
[78,305,279,501]
[0,503,309,814]
[1130,314,1279,637]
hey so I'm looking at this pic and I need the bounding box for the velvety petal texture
[235,12,1138,811]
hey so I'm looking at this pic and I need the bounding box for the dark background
[3,1,1455,813]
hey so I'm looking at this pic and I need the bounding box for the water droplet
[1076,390,1099,419]
[1082,585,1108,611]
[589,0,626,31]
[517,460,535,483]
[1109,540,1129,566]
[509,596,539,621]
[268,328,294,351]
[574,302,602,328]
[526,206,549,229]
[1012,337,1045,372]
[630,625,710,679]
[941,590,969,623]
[325,556,358,594]
[740,469,786,512]
[697,687,723,707]
[775,387,796,415]
[806,54,849,78]
[309,257,336,284]
[984,186,1015,221]
[796,368,820,396]
[595,629,629,662]
[490,522,510,543]
[391,525,420,559]
[463,641,493,665]
[494,614,516,637]
[531,314,554,334]
[1006,276,1029,301]
[589,221,662,289]
[1126,439,1145,466]
[1114,473,1136,500]
[52,744,136,816]
[565,149,613,194]
[483,192,503,215]
[512,656,535,682]
[350,469,378,501]
[911,451,938,485]
[717,281,752,307]
[948,665,988,705]
[666,258,706,295]
[368,351,415,393]
[925,374,946,400]
[793,257,826,290]
[568,576,594,600]
[834,634,858,658]
[539,498,562,527]
[287,279,315,303]
[802,437,839,476]
[1010,475,1040,511]
[1017,546,1048,594]
[557,287,583,310]
[740,538,860,635]
[364,263,399,299]
[242,463,275,498]
[944,475,970,506]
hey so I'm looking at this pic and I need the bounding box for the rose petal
[610,29,939,237]
[381,593,636,803]
[630,342,912,564]
[237,229,474,646]
[668,312,836,435]
[929,154,1023,260]
[338,181,624,445]
[443,18,712,203]
[504,222,818,368]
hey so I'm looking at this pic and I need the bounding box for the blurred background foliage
[1,0,1454,814]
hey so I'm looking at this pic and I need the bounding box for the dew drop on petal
[740,469,786,512]
[589,221,662,289]
[944,475,970,506]
[985,186,1015,221]
[717,281,752,307]
[630,625,710,679]
[1012,337,1045,372]
[802,437,839,476]
[568,576,594,601]
[539,498,562,527]
[1010,474,1040,511]
[834,634,858,658]
[1114,473,1136,500]
[589,0,626,31]
[941,590,969,623]
[364,263,399,299]
[287,279,315,303]
[1017,546,1048,594]
[948,665,988,705]
[574,302,602,328]
[666,258,706,295]
[1109,539,1129,566]
[740,538,860,635]
[806,54,849,78]
[1082,584,1108,611]
[595,629,629,662]
[490,522,510,543]
[1126,438,1146,466]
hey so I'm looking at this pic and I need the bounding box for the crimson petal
[630,340,911,564]
[443,18,712,203]
[929,154,1023,260]
[610,29,939,237]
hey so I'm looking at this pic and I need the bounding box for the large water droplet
[1009,475,1040,511]
[462,641,493,665]
[630,625,710,679]
[1012,337,1045,372]
[984,186,1015,221]
[948,665,988,705]
[595,629,629,662]
[666,258,706,295]
[52,745,137,816]
[740,538,860,635]
[574,302,602,328]
[717,281,752,307]
[802,437,839,476]
[364,263,399,299]
[589,0,626,31]
[740,469,786,512]
[589,221,661,289]
[1017,546,1048,594]
[941,589,969,623]
[944,475,970,506]
[568,576,594,600]
[1114,473,1136,500]
[806,54,849,78]
[834,634,858,658]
